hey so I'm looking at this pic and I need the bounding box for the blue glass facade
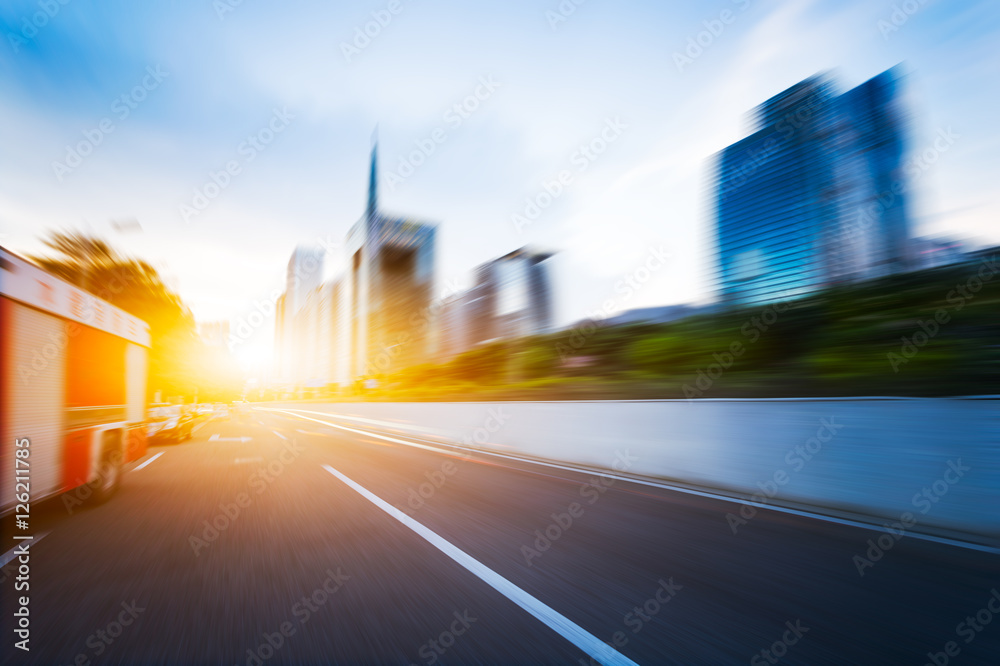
[715,69,910,307]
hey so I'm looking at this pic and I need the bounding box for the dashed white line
[322,464,640,666]
[272,430,287,441]
[133,452,164,471]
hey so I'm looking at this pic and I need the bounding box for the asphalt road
[2,405,998,665]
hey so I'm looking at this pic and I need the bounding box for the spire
[367,126,378,221]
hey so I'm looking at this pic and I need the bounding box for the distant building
[197,320,230,347]
[715,68,913,306]
[439,248,554,359]
[605,304,696,327]
[276,246,324,384]
[911,237,966,270]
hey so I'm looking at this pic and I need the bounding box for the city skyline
[2,0,998,375]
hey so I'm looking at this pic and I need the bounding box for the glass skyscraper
[714,68,911,306]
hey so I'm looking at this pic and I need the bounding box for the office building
[715,68,912,306]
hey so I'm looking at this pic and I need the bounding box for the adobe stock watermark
[750,619,810,665]
[555,245,671,360]
[682,299,790,399]
[546,0,587,31]
[923,588,1000,666]
[385,76,500,192]
[726,417,843,535]
[410,610,477,665]
[520,450,637,567]
[404,406,510,513]
[511,117,628,234]
[721,92,822,197]
[179,107,294,223]
[852,459,970,576]
[577,578,683,665]
[887,255,998,372]
[366,277,462,376]
[673,0,753,73]
[189,438,306,556]
[340,0,409,63]
[238,567,350,666]
[61,449,126,514]
[213,0,246,21]
[51,65,169,182]
[878,0,930,40]
[57,600,146,663]
[6,0,72,54]
[848,127,959,244]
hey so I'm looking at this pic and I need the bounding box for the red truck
[1,246,151,512]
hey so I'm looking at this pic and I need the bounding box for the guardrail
[262,398,999,547]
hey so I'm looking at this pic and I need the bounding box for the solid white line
[321,464,640,666]
[0,532,49,568]
[271,408,1000,555]
[133,451,164,471]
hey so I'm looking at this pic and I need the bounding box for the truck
[1,246,151,513]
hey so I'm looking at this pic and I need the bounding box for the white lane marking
[267,410,464,457]
[275,408,443,436]
[0,532,49,568]
[234,457,263,465]
[272,430,287,441]
[271,409,1000,555]
[322,464,640,666]
[208,436,252,443]
[209,434,219,441]
[133,452,164,471]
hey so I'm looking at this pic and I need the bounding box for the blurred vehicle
[147,404,195,444]
[195,403,214,416]
[213,402,230,419]
[1,246,151,510]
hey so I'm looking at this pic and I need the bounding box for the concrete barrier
[262,398,999,545]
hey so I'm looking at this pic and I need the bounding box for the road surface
[2,405,998,665]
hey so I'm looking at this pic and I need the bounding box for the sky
[1,0,998,371]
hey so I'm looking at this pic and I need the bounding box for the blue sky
[1,0,998,367]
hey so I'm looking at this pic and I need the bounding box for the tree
[31,230,229,401]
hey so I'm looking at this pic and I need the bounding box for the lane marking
[271,409,1000,555]
[266,409,466,457]
[0,532,49,568]
[322,464,640,666]
[234,457,263,465]
[133,452,164,471]
[272,430,287,441]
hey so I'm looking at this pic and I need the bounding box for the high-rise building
[714,68,912,306]
[274,136,437,390]
[439,247,554,359]
[343,140,437,380]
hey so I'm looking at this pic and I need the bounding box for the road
[2,405,999,665]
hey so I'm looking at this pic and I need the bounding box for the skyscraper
[343,137,437,380]
[714,68,912,306]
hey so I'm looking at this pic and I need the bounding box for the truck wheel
[88,434,122,505]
